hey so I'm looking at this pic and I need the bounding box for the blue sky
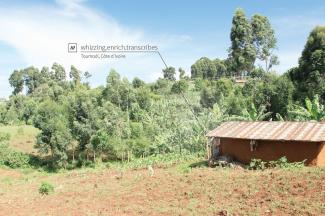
[0,0,324,98]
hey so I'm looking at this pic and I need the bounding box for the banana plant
[288,95,325,121]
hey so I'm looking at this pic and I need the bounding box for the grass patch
[0,125,39,154]
[107,153,203,170]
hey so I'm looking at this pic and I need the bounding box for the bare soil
[0,166,324,216]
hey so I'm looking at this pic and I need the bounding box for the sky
[0,0,324,98]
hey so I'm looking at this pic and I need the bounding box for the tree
[132,77,145,88]
[191,57,217,79]
[162,67,176,81]
[33,100,72,167]
[23,67,42,94]
[179,67,185,79]
[39,67,52,84]
[289,26,325,103]
[229,8,256,76]
[90,130,112,161]
[251,14,278,72]
[69,65,81,85]
[200,86,216,108]
[214,59,228,78]
[269,75,294,118]
[200,78,234,108]
[68,89,101,151]
[171,80,189,94]
[51,63,66,82]
[9,70,24,95]
[135,87,151,110]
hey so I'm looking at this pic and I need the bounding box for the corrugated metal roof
[206,121,325,142]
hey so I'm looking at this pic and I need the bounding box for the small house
[206,121,325,166]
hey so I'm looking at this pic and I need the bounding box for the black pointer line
[81,49,205,131]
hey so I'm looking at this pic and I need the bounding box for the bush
[249,159,267,170]
[0,142,31,168]
[39,182,54,195]
[249,157,306,170]
[4,151,30,168]
[268,156,305,169]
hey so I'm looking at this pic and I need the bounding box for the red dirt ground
[0,166,324,215]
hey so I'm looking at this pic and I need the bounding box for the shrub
[0,142,31,168]
[249,159,267,170]
[268,156,305,169]
[39,182,54,195]
[5,151,30,168]
[249,157,306,170]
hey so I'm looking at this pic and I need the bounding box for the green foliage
[251,14,278,72]
[132,77,145,88]
[191,57,228,80]
[9,70,24,95]
[34,100,72,167]
[162,67,176,81]
[52,63,66,82]
[250,157,306,170]
[229,8,256,75]
[288,94,325,121]
[191,57,217,79]
[268,157,306,169]
[178,67,189,80]
[2,12,323,172]
[171,80,189,94]
[289,26,325,103]
[69,65,81,85]
[249,159,267,170]
[0,133,31,168]
[200,78,234,108]
[39,182,54,195]
[110,153,201,170]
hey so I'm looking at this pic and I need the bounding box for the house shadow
[189,160,208,168]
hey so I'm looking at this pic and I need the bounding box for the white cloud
[270,11,325,73]
[0,0,191,97]
[0,0,142,70]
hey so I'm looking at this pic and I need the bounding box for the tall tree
[23,67,41,94]
[69,65,81,85]
[51,63,66,82]
[34,100,72,167]
[9,70,24,95]
[289,26,325,103]
[251,14,278,72]
[229,8,256,76]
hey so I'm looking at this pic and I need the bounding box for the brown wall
[219,138,323,166]
[317,143,325,166]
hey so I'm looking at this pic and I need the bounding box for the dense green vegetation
[0,8,324,169]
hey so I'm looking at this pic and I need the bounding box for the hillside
[0,164,324,215]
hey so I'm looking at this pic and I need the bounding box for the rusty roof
[206,121,325,142]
